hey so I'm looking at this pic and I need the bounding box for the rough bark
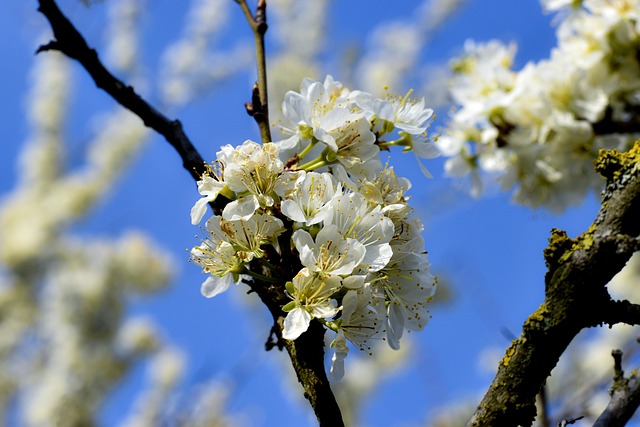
[467,143,640,426]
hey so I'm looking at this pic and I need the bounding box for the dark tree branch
[592,105,640,136]
[593,350,640,427]
[467,142,640,426]
[244,272,345,427]
[36,0,209,185]
[36,1,343,424]
[602,300,640,326]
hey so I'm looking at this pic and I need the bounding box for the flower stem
[298,139,318,160]
[379,132,411,150]
[298,156,329,171]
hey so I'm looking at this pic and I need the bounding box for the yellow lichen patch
[526,305,548,325]
[550,222,598,265]
[595,139,640,181]
[501,342,518,367]
[544,229,575,267]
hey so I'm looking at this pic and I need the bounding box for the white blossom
[322,192,394,272]
[190,75,438,380]
[280,171,341,225]
[438,3,640,210]
[282,268,341,339]
[190,175,225,225]
[293,225,366,277]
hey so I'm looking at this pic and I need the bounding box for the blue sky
[0,1,604,426]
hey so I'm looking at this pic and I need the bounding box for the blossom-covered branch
[189,76,439,423]
[468,142,640,426]
[36,1,442,424]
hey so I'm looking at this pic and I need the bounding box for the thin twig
[593,352,640,427]
[235,0,272,143]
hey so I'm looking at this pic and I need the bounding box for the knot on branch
[245,83,265,118]
[611,349,626,391]
[544,229,575,269]
[255,0,268,34]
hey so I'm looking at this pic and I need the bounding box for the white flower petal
[282,308,312,340]
[362,242,393,272]
[222,195,260,221]
[386,303,405,350]
[190,197,210,225]
[330,332,349,380]
[200,275,232,298]
[281,199,308,223]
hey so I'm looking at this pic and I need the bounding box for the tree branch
[593,350,640,427]
[235,0,272,143]
[36,0,209,185]
[592,106,640,136]
[602,300,640,326]
[467,142,640,426]
[244,273,345,427]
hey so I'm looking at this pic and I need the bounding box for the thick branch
[282,322,345,427]
[246,274,345,427]
[467,142,640,426]
[36,0,208,185]
[593,352,640,427]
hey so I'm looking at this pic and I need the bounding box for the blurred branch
[536,385,549,427]
[468,142,640,426]
[235,0,272,143]
[593,350,640,427]
[592,106,640,136]
[602,300,640,326]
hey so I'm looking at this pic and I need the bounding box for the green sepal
[282,301,297,312]
[285,281,295,295]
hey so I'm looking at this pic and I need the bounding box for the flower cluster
[190,76,438,378]
[438,0,640,212]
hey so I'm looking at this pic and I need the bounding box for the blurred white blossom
[439,1,640,211]
[160,0,252,106]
